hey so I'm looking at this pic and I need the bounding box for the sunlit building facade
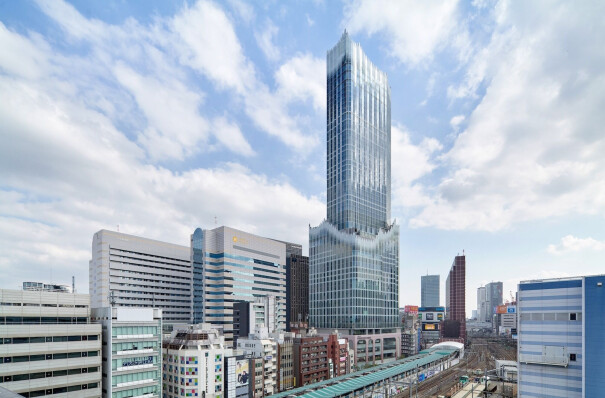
[309,31,400,366]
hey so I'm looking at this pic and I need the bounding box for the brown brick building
[326,333,350,377]
[292,335,329,386]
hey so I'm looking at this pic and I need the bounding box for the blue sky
[1,0,604,314]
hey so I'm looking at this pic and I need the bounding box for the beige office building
[0,289,102,397]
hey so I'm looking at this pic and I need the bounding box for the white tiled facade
[0,289,102,398]
[162,324,229,398]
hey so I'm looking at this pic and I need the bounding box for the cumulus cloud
[275,53,326,112]
[255,19,281,62]
[344,0,469,66]
[548,235,605,255]
[391,126,442,209]
[0,1,326,290]
[409,1,605,231]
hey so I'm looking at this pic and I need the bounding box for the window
[570,313,577,321]
[570,353,577,361]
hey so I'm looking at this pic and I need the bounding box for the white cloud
[0,22,50,79]
[449,114,465,131]
[409,1,605,231]
[0,0,327,290]
[171,0,255,94]
[211,117,255,157]
[275,54,326,112]
[306,14,315,26]
[255,19,281,62]
[33,0,320,156]
[0,71,323,290]
[344,0,468,66]
[227,0,255,23]
[114,64,211,161]
[391,126,442,209]
[548,235,605,255]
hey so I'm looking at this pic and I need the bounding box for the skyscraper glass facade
[421,275,440,307]
[309,32,399,333]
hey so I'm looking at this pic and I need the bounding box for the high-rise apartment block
[421,275,440,307]
[0,289,102,398]
[89,230,191,323]
[517,275,605,397]
[191,226,287,345]
[444,255,466,342]
[91,307,162,398]
[309,31,400,366]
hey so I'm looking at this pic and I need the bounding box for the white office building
[91,307,162,398]
[89,230,192,324]
[0,289,102,397]
[191,226,287,344]
[162,324,230,398]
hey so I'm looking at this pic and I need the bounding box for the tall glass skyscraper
[309,32,400,363]
[421,275,440,307]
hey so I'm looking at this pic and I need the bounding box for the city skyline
[1,1,605,314]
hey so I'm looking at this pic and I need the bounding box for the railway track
[415,337,517,397]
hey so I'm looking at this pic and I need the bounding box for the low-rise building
[326,333,349,378]
[0,288,102,397]
[401,329,418,357]
[162,324,229,398]
[91,307,162,398]
[224,354,252,398]
[235,331,277,396]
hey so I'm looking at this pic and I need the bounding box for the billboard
[236,360,249,387]
[422,323,438,331]
[404,305,419,314]
[425,313,434,321]
[496,305,516,314]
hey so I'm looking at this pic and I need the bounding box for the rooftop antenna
[109,290,116,307]
[72,276,75,294]
[214,216,217,226]
[463,249,465,255]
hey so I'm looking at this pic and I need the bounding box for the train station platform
[270,347,462,398]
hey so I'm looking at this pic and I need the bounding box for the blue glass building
[517,274,605,397]
[309,32,399,360]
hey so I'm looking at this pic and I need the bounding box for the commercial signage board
[122,356,153,367]
[496,305,508,314]
[404,305,419,314]
[236,360,249,387]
